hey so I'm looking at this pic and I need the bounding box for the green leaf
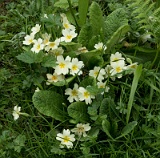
[32,90,67,121]
[78,0,89,26]
[106,24,130,53]
[16,51,44,64]
[102,120,114,140]
[78,24,92,46]
[126,64,143,123]
[67,102,90,122]
[116,121,137,139]
[86,85,104,95]
[41,54,56,67]
[80,76,96,88]
[104,8,128,40]
[89,2,103,36]
[54,0,78,9]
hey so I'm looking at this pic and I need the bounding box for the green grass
[0,0,160,157]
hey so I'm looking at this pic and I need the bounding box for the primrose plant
[16,1,139,154]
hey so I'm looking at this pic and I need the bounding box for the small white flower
[141,33,151,43]
[50,47,64,57]
[23,33,35,45]
[94,42,107,51]
[31,24,41,35]
[71,123,91,137]
[89,66,105,82]
[35,87,40,92]
[45,38,60,52]
[78,87,95,104]
[61,29,77,42]
[65,83,79,103]
[97,81,110,94]
[110,60,125,78]
[110,52,125,63]
[77,47,88,54]
[44,14,48,18]
[56,129,75,149]
[42,33,51,46]
[46,72,64,85]
[69,58,84,76]
[12,106,21,120]
[31,38,44,53]
[54,55,71,75]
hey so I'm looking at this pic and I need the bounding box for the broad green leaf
[89,2,103,36]
[116,121,137,139]
[99,98,115,116]
[106,24,130,53]
[126,65,143,123]
[16,51,44,64]
[80,76,96,88]
[86,85,104,95]
[78,24,92,46]
[67,102,89,122]
[78,0,89,26]
[32,90,67,121]
[41,54,56,67]
[102,120,114,140]
[104,8,128,40]
[54,0,78,9]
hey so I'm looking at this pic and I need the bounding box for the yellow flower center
[66,35,72,40]
[64,23,69,29]
[71,90,78,96]
[36,44,41,50]
[130,64,136,69]
[78,127,84,132]
[116,67,122,73]
[44,39,49,45]
[84,91,90,98]
[72,65,78,71]
[59,62,65,68]
[63,136,70,143]
[52,75,57,81]
[29,39,33,44]
[113,57,118,62]
[50,42,55,48]
[94,71,98,77]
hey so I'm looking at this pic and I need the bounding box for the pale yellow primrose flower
[56,129,75,149]
[89,66,105,82]
[110,60,125,78]
[110,52,125,63]
[78,87,95,104]
[65,83,79,103]
[94,42,107,51]
[31,24,41,35]
[69,58,84,76]
[97,81,110,95]
[50,47,64,57]
[42,33,51,46]
[61,29,77,42]
[71,123,91,137]
[45,38,60,52]
[12,105,21,120]
[31,38,44,53]
[46,72,64,85]
[54,55,71,75]
[23,33,35,45]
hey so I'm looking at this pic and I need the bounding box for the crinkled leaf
[80,76,96,88]
[32,90,67,121]
[116,121,138,139]
[54,0,78,9]
[86,85,104,95]
[104,8,128,40]
[41,54,56,67]
[102,120,114,140]
[16,51,44,64]
[68,102,89,122]
[89,2,103,36]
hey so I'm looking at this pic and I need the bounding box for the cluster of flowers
[56,123,91,149]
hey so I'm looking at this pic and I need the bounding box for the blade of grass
[126,64,143,123]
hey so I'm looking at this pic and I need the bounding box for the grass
[0,0,160,157]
